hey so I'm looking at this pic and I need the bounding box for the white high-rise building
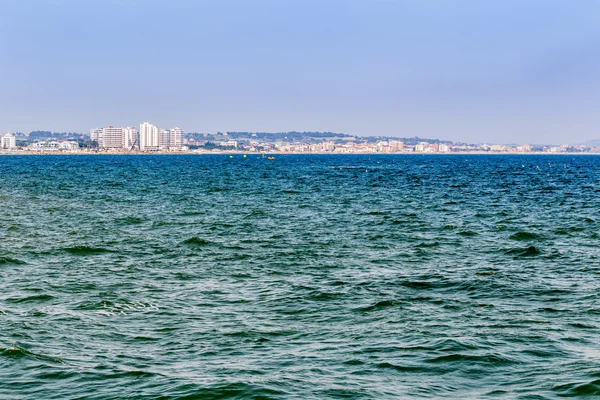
[159,129,170,150]
[169,127,184,149]
[139,122,160,151]
[123,127,139,149]
[1,133,16,149]
[439,144,450,153]
[90,128,103,142]
[100,126,126,149]
[139,123,183,151]
[91,127,139,149]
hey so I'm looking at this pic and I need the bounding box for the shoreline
[1,151,599,156]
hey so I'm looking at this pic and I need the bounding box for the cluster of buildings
[90,122,185,151]
[201,139,562,154]
[28,141,80,151]
[1,128,598,154]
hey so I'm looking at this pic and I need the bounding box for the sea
[1,154,599,399]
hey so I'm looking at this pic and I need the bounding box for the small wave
[179,211,205,216]
[553,379,600,396]
[569,322,595,329]
[246,209,266,217]
[376,362,424,372]
[112,369,161,378]
[207,187,229,192]
[343,359,365,366]
[427,353,515,365]
[104,181,123,187]
[307,291,344,301]
[509,231,541,241]
[457,230,478,237]
[182,237,212,246]
[415,242,440,248]
[0,256,26,265]
[505,246,541,257]
[164,382,286,399]
[401,280,435,289]
[6,294,54,303]
[0,345,66,364]
[368,210,386,215]
[475,270,497,276]
[358,299,403,312]
[63,246,113,255]
[554,226,586,235]
[116,216,143,225]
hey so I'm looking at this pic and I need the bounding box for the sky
[1,0,599,144]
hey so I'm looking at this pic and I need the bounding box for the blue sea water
[1,154,600,399]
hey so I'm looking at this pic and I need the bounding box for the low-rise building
[29,140,79,151]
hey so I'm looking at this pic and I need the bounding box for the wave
[414,241,440,248]
[0,345,66,364]
[0,256,26,265]
[509,231,541,241]
[63,246,114,255]
[182,237,212,246]
[161,382,287,399]
[115,216,143,225]
[427,353,516,365]
[6,294,54,303]
[505,246,541,257]
[358,299,403,312]
[553,379,600,396]
[376,362,425,372]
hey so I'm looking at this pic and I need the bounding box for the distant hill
[361,136,452,145]
[225,131,355,141]
[29,131,86,140]
[582,139,600,147]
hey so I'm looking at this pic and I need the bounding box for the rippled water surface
[1,154,600,399]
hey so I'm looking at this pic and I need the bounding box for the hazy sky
[1,0,599,143]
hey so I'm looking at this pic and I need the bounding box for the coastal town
[0,123,597,154]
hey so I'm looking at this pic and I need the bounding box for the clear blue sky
[1,0,599,143]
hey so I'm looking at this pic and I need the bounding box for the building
[1,133,16,149]
[322,141,335,151]
[169,127,184,150]
[139,122,184,151]
[140,122,160,151]
[439,144,450,152]
[90,128,103,143]
[91,126,139,149]
[159,129,170,149]
[415,142,428,152]
[389,140,404,152]
[517,144,533,153]
[29,140,79,151]
[101,126,125,149]
[123,127,139,149]
[490,144,507,152]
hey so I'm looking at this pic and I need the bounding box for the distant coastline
[2,150,600,156]
[2,129,597,155]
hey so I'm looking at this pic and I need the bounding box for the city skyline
[1,1,600,143]
[2,126,597,154]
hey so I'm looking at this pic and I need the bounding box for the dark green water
[1,154,599,399]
